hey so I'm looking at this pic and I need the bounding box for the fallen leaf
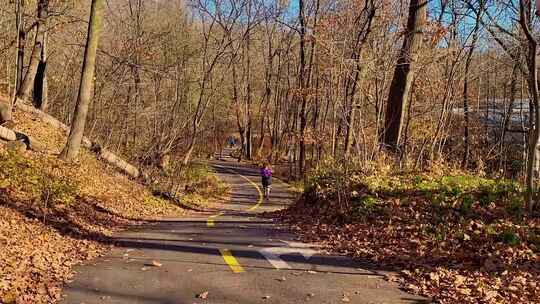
[150,260,162,267]
[454,275,466,286]
[196,291,209,299]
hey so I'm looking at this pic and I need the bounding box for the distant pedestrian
[260,162,273,200]
[227,136,235,148]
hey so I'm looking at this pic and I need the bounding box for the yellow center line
[236,174,263,212]
[206,165,266,273]
[206,165,264,227]
[219,249,245,273]
[206,212,223,227]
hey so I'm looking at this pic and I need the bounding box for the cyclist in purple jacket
[260,163,273,200]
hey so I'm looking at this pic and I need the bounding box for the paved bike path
[61,161,427,304]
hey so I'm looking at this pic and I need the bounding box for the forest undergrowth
[269,159,539,304]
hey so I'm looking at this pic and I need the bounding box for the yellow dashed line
[219,249,245,273]
[207,212,223,227]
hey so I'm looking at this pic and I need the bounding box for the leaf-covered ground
[0,206,107,303]
[269,164,539,303]
[0,108,222,303]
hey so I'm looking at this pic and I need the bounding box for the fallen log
[17,102,69,132]
[0,125,47,153]
[92,144,140,178]
[15,131,46,153]
[0,126,16,141]
[16,102,142,179]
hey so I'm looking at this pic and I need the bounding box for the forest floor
[0,106,225,303]
[268,164,539,304]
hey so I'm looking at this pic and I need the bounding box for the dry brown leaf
[150,260,162,267]
[196,291,209,299]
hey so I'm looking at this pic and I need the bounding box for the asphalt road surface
[61,158,428,304]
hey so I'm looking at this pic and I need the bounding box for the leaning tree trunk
[17,0,48,102]
[60,0,104,161]
[382,0,427,150]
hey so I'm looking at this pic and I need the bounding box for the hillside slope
[0,101,191,303]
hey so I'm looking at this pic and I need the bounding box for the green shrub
[180,163,228,196]
[460,194,474,213]
[0,151,78,206]
[500,229,521,246]
[303,160,524,220]
[506,196,524,218]
[41,175,78,205]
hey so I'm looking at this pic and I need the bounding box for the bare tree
[60,0,105,161]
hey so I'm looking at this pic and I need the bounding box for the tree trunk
[344,101,356,157]
[298,0,307,177]
[462,0,484,168]
[519,0,538,212]
[462,44,474,168]
[2,0,25,124]
[344,3,376,157]
[499,64,519,171]
[182,140,196,165]
[382,0,427,150]
[17,0,48,102]
[0,102,12,125]
[33,31,48,110]
[15,0,25,94]
[60,0,104,161]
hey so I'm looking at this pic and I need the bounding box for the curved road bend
[61,159,428,304]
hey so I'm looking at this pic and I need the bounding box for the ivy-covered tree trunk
[60,0,104,161]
